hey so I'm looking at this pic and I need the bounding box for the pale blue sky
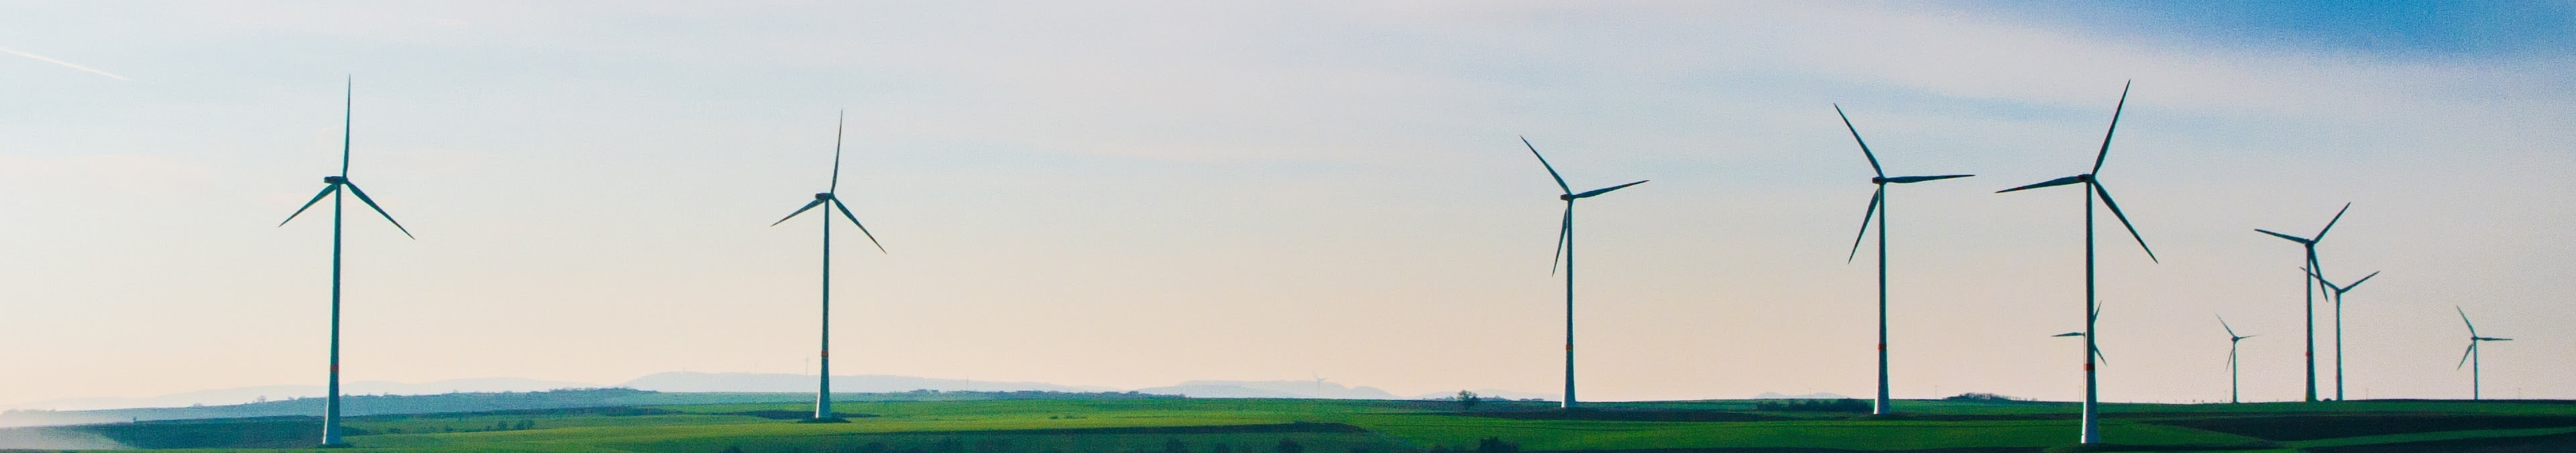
[2,1,2571,407]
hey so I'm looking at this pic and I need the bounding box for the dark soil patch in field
[1854,413,2064,422]
[84,416,370,449]
[359,405,680,419]
[2040,444,2280,452]
[2145,413,2576,442]
[1532,448,2040,453]
[728,409,881,419]
[2306,429,2576,452]
[1463,409,1793,422]
[926,422,1369,436]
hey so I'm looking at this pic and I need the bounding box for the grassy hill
[7,397,2576,452]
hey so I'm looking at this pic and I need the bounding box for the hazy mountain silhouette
[6,377,595,411]
[7,373,1548,417]
[1131,380,1400,399]
[1753,391,1856,399]
[619,372,1117,393]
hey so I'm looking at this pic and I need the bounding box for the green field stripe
[2285,426,2576,449]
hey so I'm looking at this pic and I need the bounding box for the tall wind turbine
[2311,268,2377,401]
[1833,105,1972,415]
[1522,136,1646,409]
[2456,307,2512,400]
[2255,202,2349,401]
[1996,81,2156,445]
[770,111,886,422]
[276,78,416,447]
[2219,316,2256,403]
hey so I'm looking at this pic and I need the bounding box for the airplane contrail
[1,45,129,80]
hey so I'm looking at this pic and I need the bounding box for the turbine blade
[1571,180,1648,198]
[2093,346,2109,367]
[2255,229,2315,244]
[1847,188,1883,263]
[1834,104,1884,178]
[279,184,339,226]
[2459,343,2475,370]
[341,182,414,239]
[1521,136,1572,195]
[342,76,353,177]
[2459,306,2477,336]
[2345,271,2380,292]
[1551,204,1571,275]
[830,110,845,193]
[1996,175,2084,193]
[2315,202,2352,241]
[2052,332,2084,337]
[2218,315,2237,338]
[1885,174,1973,184]
[2092,80,2130,175]
[2092,182,2156,263]
[828,198,887,253]
[772,199,826,226]
[2484,337,2514,342]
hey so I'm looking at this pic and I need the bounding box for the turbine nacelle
[323,176,347,184]
[814,192,834,200]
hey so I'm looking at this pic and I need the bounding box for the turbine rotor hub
[814,192,833,200]
[323,176,347,184]
[1557,194,1573,201]
[2077,174,2094,182]
[1870,176,1887,184]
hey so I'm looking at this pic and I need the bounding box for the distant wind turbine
[1832,104,1972,415]
[1522,136,1647,409]
[2310,267,2377,401]
[770,111,886,422]
[2219,316,2256,403]
[2050,300,2110,366]
[2455,307,2512,400]
[275,78,416,447]
[2255,202,2349,401]
[1996,81,2155,445]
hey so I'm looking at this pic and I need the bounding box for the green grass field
[14,397,2576,453]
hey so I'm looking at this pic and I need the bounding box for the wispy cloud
[0,45,128,80]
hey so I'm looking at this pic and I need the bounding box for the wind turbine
[276,78,416,447]
[2219,316,2256,403]
[770,111,886,422]
[2456,307,2512,400]
[1996,81,2155,445]
[1521,136,1647,409]
[2050,300,2110,365]
[2310,268,2377,401]
[2254,202,2349,401]
[1833,104,1973,415]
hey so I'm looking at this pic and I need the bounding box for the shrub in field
[1942,393,2025,402]
[1753,399,1871,412]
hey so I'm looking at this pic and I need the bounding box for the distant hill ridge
[1,373,1563,427]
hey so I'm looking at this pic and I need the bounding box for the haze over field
[3,0,2573,409]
